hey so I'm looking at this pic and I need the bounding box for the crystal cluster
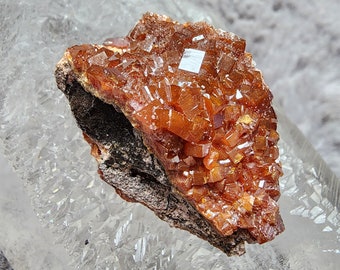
[66,13,284,243]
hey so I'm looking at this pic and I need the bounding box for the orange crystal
[66,13,284,243]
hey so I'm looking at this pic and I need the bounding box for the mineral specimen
[56,12,284,254]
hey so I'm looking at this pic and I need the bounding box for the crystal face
[65,13,284,243]
[178,48,206,73]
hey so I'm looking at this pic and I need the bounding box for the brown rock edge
[55,59,255,256]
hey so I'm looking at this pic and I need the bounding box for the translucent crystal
[0,0,339,269]
[178,48,206,73]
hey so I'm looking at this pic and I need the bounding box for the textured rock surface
[55,67,253,255]
[59,13,284,244]
[0,250,13,270]
[1,0,340,269]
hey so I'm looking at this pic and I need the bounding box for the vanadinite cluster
[66,13,284,243]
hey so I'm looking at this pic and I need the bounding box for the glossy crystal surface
[1,0,340,269]
[66,13,284,243]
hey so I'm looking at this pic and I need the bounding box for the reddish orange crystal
[66,13,284,243]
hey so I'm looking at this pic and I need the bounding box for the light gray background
[1,0,339,269]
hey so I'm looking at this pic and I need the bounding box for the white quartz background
[0,0,339,269]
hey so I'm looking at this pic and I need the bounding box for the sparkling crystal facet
[178,48,206,73]
[66,13,284,244]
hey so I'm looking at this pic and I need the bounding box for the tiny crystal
[178,48,206,73]
[192,34,205,41]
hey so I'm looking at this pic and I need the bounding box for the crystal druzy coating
[66,13,284,243]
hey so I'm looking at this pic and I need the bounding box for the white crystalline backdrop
[0,0,340,269]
